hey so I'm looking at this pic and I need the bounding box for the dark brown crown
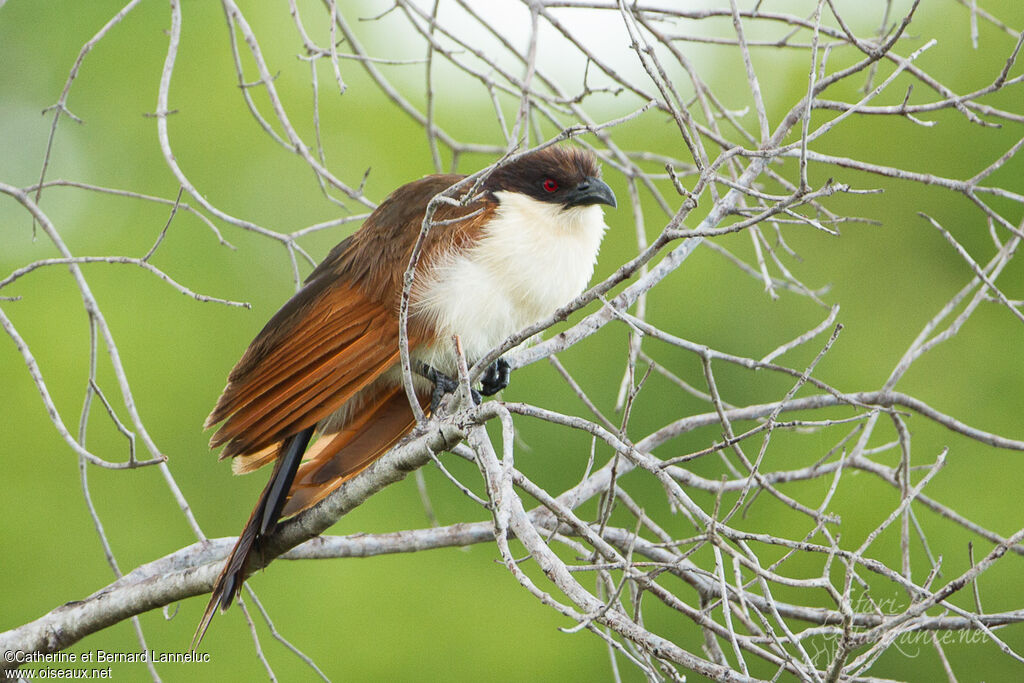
[484,146,604,205]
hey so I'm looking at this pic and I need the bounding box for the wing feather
[216,304,379,416]
[207,281,417,460]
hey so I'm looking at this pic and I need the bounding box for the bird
[193,144,616,644]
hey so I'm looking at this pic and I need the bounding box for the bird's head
[484,146,617,213]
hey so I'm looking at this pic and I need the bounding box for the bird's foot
[420,363,481,413]
[480,357,511,397]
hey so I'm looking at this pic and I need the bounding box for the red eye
[542,178,559,193]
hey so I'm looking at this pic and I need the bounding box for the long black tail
[192,426,314,648]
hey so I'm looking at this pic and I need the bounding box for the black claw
[425,366,457,413]
[480,357,511,397]
[420,364,482,413]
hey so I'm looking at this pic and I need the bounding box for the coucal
[194,145,616,643]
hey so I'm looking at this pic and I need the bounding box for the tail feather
[193,385,429,647]
[192,426,314,649]
[260,427,313,535]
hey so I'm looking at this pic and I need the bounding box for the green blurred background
[2,1,1023,680]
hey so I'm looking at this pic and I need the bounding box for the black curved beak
[565,176,617,209]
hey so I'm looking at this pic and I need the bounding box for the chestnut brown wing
[205,279,415,461]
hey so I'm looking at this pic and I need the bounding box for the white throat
[413,190,608,371]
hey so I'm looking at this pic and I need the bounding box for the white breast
[412,190,608,371]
